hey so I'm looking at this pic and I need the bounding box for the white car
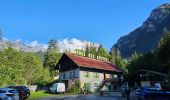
[0,88,19,100]
[50,83,65,93]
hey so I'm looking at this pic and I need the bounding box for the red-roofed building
[56,53,123,92]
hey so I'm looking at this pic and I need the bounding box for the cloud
[2,37,8,41]
[58,38,100,52]
[28,40,39,47]
[1,37,99,52]
[27,40,48,50]
[15,39,22,42]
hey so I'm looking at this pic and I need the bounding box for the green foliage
[127,31,170,84]
[67,85,79,93]
[158,32,170,64]
[0,47,52,87]
[47,39,59,53]
[109,48,116,64]
[43,39,60,79]
[44,50,59,68]
[85,45,97,57]
[36,51,45,61]
[127,51,160,75]
[96,44,110,58]
[158,31,170,85]
[115,49,127,73]
[67,80,80,93]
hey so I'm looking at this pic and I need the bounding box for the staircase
[95,78,118,92]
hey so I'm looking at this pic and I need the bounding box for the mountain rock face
[113,3,170,58]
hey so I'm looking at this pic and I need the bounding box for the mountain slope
[113,3,170,58]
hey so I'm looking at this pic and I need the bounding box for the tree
[44,39,60,79]
[158,31,170,64]
[23,52,51,85]
[131,51,139,61]
[158,31,170,83]
[85,45,97,57]
[0,47,27,86]
[109,48,116,64]
[115,49,127,72]
[0,46,52,87]
[47,39,59,53]
[44,39,60,68]
[85,45,90,57]
[96,44,110,58]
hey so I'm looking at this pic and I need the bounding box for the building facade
[56,53,123,92]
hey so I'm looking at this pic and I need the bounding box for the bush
[67,85,79,93]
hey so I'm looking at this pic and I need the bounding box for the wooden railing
[95,78,118,92]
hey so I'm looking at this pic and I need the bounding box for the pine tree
[85,45,97,57]
[115,49,126,72]
[85,45,90,57]
[110,48,116,64]
[96,44,109,58]
[131,51,139,61]
[46,39,59,53]
[44,39,60,79]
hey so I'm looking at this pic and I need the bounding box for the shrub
[67,85,79,93]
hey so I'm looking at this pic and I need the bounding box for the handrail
[95,78,118,92]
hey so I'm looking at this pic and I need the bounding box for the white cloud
[26,40,48,51]
[1,37,99,52]
[28,40,39,47]
[58,38,100,52]
[15,39,22,43]
[2,37,8,41]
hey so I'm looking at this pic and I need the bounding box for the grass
[28,91,51,100]
[28,91,79,100]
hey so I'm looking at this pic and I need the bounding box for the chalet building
[56,53,123,92]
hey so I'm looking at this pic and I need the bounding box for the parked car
[135,86,170,100]
[50,83,65,94]
[7,86,30,100]
[0,88,19,100]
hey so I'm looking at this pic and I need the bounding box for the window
[8,90,17,93]
[0,90,6,93]
[70,71,75,78]
[112,74,118,78]
[94,72,99,78]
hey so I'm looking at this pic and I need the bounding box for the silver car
[0,88,19,100]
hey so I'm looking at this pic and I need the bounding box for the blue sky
[0,0,170,51]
